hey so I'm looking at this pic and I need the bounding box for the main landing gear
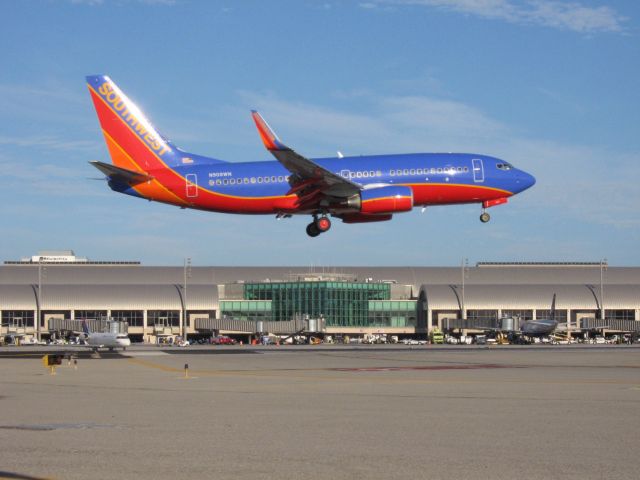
[480,210,491,223]
[306,215,332,237]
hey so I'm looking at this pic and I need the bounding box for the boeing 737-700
[86,75,535,236]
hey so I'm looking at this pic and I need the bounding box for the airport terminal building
[1,252,639,342]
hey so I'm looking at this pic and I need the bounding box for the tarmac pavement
[1,344,639,480]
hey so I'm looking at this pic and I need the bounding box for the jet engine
[353,185,414,214]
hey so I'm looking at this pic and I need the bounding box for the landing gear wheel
[315,216,332,233]
[480,212,490,223]
[306,222,321,237]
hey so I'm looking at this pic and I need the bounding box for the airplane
[80,319,131,352]
[520,294,558,337]
[468,295,560,341]
[86,75,536,237]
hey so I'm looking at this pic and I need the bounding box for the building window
[501,310,533,321]
[605,310,635,321]
[75,310,108,320]
[110,310,144,327]
[147,310,180,327]
[2,310,35,328]
[536,309,568,322]
[241,281,392,328]
[467,310,498,322]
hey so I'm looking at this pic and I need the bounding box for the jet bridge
[194,317,323,335]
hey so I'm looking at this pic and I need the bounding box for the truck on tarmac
[430,327,444,344]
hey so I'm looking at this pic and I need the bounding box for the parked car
[211,335,237,345]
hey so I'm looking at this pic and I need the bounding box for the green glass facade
[220,282,417,328]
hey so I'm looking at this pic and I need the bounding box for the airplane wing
[90,160,154,185]
[251,111,361,207]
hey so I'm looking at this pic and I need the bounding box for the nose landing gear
[480,211,491,223]
[306,215,332,237]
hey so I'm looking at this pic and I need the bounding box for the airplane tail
[81,319,91,336]
[86,75,226,172]
[550,294,557,321]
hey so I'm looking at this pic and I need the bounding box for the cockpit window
[496,163,513,170]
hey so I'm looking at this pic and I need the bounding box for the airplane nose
[517,171,536,191]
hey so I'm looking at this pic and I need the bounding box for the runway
[1,345,639,480]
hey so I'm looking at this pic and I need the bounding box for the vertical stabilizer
[81,319,91,336]
[86,75,182,171]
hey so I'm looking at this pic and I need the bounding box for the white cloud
[367,0,627,33]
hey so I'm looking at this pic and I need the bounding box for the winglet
[251,111,288,151]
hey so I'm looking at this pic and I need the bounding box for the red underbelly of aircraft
[410,183,511,205]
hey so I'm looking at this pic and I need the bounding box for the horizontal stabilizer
[89,161,153,185]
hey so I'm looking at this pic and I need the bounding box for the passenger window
[223,179,228,185]
[417,169,423,175]
[250,177,256,184]
[437,168,442,173]
[230,179,236,185]
[264,177,270,183]
[390,170,395,176]
[216,179,221,185]
[244,178,249,184]
[257,177,263,183]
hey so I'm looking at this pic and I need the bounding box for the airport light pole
[600,259,607,321]
[182,257,192,341]
[37,261,46,342]
[461,258,468,320]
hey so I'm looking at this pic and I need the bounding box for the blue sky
[0,0,638,267]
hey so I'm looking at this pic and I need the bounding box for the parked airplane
[471,295,559,339]
[520,294,558,337]
[81,320,131,352]
[86,75,536,237]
